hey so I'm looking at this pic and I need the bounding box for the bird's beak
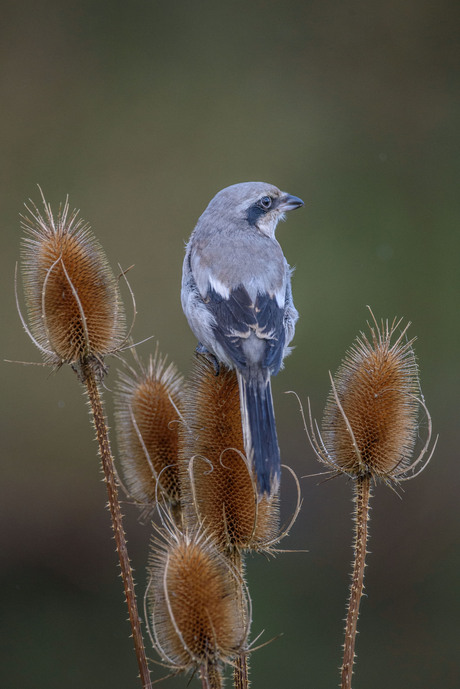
[278,193,304,212]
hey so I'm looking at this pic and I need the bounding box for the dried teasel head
[147,521,249,681]
[179,354,293,554]
[115,348,183,514]
[18,191,126,375]
[307,311,435,483]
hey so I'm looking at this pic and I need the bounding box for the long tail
[237,370,280,496]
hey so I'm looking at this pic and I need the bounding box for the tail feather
[237,371,280,496]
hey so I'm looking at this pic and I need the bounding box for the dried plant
[177,352,301,689]
[179,353,282,556]
[15,191,440,689]
[147,517,250,689]
[17,191,152,689]
[119,351,301,688]
[303,310,436,689]
[115,348,184,519]
[19,190,126,371]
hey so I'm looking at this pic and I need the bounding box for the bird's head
[205,182,304,238]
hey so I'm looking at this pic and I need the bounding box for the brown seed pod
[308,312,434,482]
[19,191,125,370]
[115,349,183,512]
[147,523,249,679]
[179,354,280,553]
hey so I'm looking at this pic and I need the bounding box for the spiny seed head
[320,316,422,480]
[115,349,183,512]
[20,192,125,369]
[179,354,279,553]
[148,526,248,673]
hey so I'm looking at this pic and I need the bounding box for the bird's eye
[259,196,272,210]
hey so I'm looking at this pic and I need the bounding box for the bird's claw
[196,343,220,376]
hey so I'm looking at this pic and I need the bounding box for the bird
[181,182,303,496]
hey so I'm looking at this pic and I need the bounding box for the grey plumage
[181,182,303,495]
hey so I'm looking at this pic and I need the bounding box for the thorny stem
[234,653,249,689]
[230,550,249,689]
[200,664,223,689]
[82,362,152,689]
[341,474,371,689]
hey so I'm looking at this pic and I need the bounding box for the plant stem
[82,362,152,689]
[200,664,223,689]
[341,474,371,689]
[230,549,249,689]
[233,653,249,689]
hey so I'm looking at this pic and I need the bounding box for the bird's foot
[195,343,220,376]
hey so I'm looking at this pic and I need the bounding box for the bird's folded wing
[206,285,285,373]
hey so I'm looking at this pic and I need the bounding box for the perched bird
[181,182,303,495]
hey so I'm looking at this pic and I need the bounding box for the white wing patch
[208,274,231,299]
[274,287,285,309]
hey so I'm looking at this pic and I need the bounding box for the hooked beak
[278,193,304,212]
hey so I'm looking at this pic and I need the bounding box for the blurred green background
[1,1,459,687]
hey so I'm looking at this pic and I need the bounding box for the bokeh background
[1,1,459,687]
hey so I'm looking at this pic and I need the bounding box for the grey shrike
[181,182,303,496]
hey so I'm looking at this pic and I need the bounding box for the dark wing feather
[254,292,285,372]
[207,285,285,375]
